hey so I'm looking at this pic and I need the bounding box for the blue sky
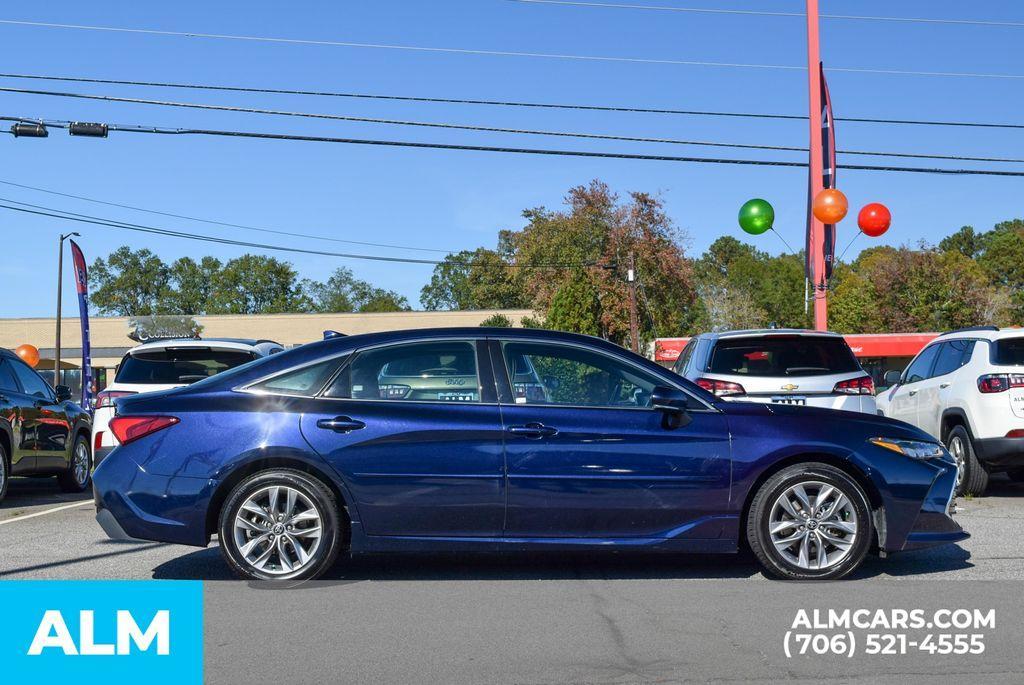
[0,0,1021,317]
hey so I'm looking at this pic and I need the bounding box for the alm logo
[29,610,170,656]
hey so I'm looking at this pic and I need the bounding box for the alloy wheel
[73,440,90,486]
[768,480,858,571]
[232,485,323,576]
[948,435,966,492]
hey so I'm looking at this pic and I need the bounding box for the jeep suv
[877,326,1024,495]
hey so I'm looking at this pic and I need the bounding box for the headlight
[869,437,945,459]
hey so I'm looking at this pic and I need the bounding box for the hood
[718,399,937,443]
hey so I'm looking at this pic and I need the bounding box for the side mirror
[651,385,690,413]
[55,384,72,402]
[883,370,902,387]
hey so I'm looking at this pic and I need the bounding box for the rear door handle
[316,416,366,433]
[507,422,558,439]
[907,390,917,396]
[940,382,951,389]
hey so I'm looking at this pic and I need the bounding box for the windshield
[707,336,860,377]
[115,348,258,385]
[993,337,1024,366]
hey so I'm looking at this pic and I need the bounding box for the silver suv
[672,329,877,413]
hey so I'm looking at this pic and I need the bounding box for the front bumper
[898,455,969,552]
[92,451,216,547]
[973,437,1024,468]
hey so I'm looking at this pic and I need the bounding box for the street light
[54,232,80,386]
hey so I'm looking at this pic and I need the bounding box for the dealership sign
[0,580,202,684]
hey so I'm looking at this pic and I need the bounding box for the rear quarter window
[708,336,860,377]
[993,338,1024,366]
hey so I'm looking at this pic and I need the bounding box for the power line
[8,115,1024,177]
[0,197,604,269]
[507,0,1024,28]
[4,87,1023,164]
[0,178,456,254]
[1,19,1022,80]
[2,72,1022,131]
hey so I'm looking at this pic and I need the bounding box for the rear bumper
[93,446,114,467]
[973,437,1024,468]
[92,450,215,547]
[730,394,877,414]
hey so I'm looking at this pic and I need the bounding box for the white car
[92,338,283,464]
[672,329,877,413]
[877,326,1024,496]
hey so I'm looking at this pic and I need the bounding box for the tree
[160,256,222,314]
[89,247,170,316]
[207,255,308,314]
[479,313,513,327]
[306,267,410,313]
[938,226,984,259]
[420,247,528,310]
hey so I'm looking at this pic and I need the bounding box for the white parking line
[0,500,92,526]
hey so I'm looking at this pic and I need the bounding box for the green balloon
[738,198,774,235]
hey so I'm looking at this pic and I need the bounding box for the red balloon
[858,203,891,237]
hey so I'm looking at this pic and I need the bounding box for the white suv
[877,327,1024,496]
[92,338,283,464]
[672,329,877,414]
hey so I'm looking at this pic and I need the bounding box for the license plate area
[771,396,807,406]
[437,392,476,402]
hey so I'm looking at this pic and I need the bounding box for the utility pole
[806,0,828,331]
[627,251,639,354]
[54,232,79,387]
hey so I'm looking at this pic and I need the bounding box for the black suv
[0,348,92,502]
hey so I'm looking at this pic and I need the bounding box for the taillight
[833,375,875,395]
[378,384,411,400]
[1006,429,1024,439]
[94,390,137,408]
[108,415,179,445]
[696,378,746,397]
[978,374,1024,393]
[94,431,103,453]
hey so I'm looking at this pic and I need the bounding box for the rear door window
[115,348,258,384]
[993,338,1024,366]
[0,360,20,392]
[707,336,860,377]
[932,340,976,377]
[8,358,53,398]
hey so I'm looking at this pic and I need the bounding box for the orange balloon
[16,344,40,368]
[812,188,849,224]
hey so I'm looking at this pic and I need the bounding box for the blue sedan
[93,328,966,581]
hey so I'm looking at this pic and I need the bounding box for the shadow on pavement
[0,540,167,578]
[1,477,92,510]
[152,543,974,583]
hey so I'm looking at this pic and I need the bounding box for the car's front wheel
[57,434,92,493]
[0,440,8,503]
[946,426,988,497]
[747,463,872,581]
[218,469,343,581]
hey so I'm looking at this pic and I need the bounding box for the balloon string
[770,227,798,254]
[834,229,865,267]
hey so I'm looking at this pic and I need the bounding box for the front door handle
[908,390,918,396]
[507,422,558,439]
[940,382,951,389]
[316,416,366,433]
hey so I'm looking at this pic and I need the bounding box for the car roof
[317,326,627,351]
[128,337,283,354]
[936,327,1024,342]
[696,329,845,341]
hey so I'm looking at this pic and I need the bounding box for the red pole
[806,0,828,331]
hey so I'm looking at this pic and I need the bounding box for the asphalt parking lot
[1,474,1022,582]
[3,477,1024,684]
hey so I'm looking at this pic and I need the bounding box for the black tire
[746,462,873,581]
[0,440,9,503]
[946,426,988,497]
[57,433,92,493]
[218,469,343,581]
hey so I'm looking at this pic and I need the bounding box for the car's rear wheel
[946,426,988,497]
[218,469,342,581]
[747,463,872,581]
[57,434,92,493]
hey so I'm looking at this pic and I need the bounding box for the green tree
[479,313,513,327]
[207,254,308,314]
[544,270,602,336]
[420,247,528,310]
[938,226,984,259]
[89,247,170,316]
[306,267,410,313]
[160,256,222,314]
